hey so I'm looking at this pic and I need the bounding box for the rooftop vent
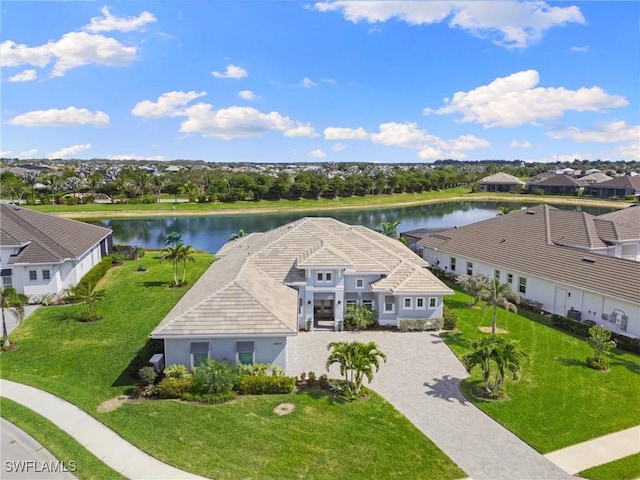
[526,210,536,215]
[582,257,596,264]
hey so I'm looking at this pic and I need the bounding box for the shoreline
[36,194,629,220]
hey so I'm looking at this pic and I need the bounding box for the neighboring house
[579,172,612,184]
[0,204,112,298]
[584,176,640,200]
[528,174,587,195]
[477,172,526,192]
[419,205,640,337]
[151,217,452,370]
[593,206,640,261]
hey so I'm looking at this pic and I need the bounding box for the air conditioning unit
[149,353,165,373]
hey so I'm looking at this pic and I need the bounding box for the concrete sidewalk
[0,380,207,480]
[544,425,640,474]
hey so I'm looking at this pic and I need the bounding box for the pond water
[101,201,612,253]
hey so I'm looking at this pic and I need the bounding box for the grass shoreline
[23,190,628,220]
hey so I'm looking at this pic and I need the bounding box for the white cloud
[8,107,110,127]
[84,6,157,33]
[47,144,91,159]
[324,126,369,140]
[0,41,51,68]
[19,149,38,158]
[310,149,326,158]
[0,150,13,157]
[332,143,346,151]
[570,45,589,52]
[314,1,586,49]
[284,123,318,137]
[132,91,206,118]
[8,69,37,82]
[107,154,166,161]
[510,139,532,148]
[547,121,639,143]
[616,141,640,161]
[238,90,256,100]
[424,70,628,128]
[212,64,248,79]
[551,153,589,163]
[302,77,318,88]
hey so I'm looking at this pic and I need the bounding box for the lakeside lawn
[23,187,627,220]
[0,254,465,480]
[442,291,640,454]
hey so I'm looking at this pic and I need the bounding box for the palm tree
[161,245,183,287]
[1,288,28,348]
[228,229,247,241]
[496,206,516,216]
[478,278,520,334]
[462,335,526,397]
[456,273,490,306]
[70,283,104,321]
[178,244,196,285]
[164,231,184,248]
[380,221,401,240]
[326,341,387,396]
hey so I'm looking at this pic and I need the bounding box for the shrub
[192,359,239,394]
[163,364,191,379]
[76,257,112,294]
[138,366,158,386]
[610,333,640,355]
[442,307,457,330]
[65,196,78,205]
[113,245,145,260]
[181,391,237,404]
[586,356,609,371]
[344,305,377,330]
[136,384,160,398]
[128,339,164,378]
[159,377,193,399]
[551,315,640,355]
[236,375,295,395]
[399,317,444,332]
[238,363,269,377]
[307,371,316,387]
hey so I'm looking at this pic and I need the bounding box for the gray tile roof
[418,205,640,305]
[0,204,112,265]
[152,217,451,338]
[478,172,525,185]
[532,174,587,187]
[594,206,640,241]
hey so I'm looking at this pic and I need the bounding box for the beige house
[151,217,452,370]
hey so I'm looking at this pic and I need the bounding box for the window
[507,273,513,284]
[362,299,373,310]
[317,272,323,282]
[416,297,425,309]
[450,257,456,272]
[429,297,437,308]
[404,297,412,309]
[190,342,209,368]
[236,341,255,365]
[317,271,332,283]
[355,278,364,289]
[42,269,51,280]
[346,299,357,309]
[466,262,473,276]
[519,277,527,294]
[325,272,332,282]
[384,296,394,313]
[494,270,500,280]
[29,270,37,281]
[2,276,12,288]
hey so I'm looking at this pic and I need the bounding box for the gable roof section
[0,204,111,264]
[589,175,640,191]
[594,206,640,241]
[478,172,525,185]
[533,174,587,187]
[418,205,640,305]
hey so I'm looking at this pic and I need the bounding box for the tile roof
[0,204,112,264]
[418,205,640,304]
[153,217,451,337]
[532,174,587,187]
[478,172,525,185]
[594,206,640,241]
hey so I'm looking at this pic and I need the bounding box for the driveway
[288,330,573,480]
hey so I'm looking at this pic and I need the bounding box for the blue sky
[1,1,638,163]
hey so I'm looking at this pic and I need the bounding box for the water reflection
[101,201,612,253]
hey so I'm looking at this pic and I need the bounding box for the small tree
[344,304,377,330]
[586,325,615,370]
[71,283,104,321]
[380,221,401,240]
[456,273,490,306]
[228,229,247,241]
[1,288,28,348]
[326,341,386,397]
[478,278,520,334]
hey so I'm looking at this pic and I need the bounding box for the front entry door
[554,288,567,316]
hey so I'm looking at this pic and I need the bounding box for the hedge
[551,314,640,354]
[236,375,295,395]
[399,317,444,333]
[76,256,112,292]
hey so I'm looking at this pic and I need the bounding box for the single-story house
[150,217,453,370]
[593,206,640,261]
[585,176,640,200]
[419,205,640,337]
[579,172,612,184]
[477,172,526,193]
[528,174,587,195]
[0,204,113,298]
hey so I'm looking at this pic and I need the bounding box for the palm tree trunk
[492,305,497,334]
[2,308,10,348]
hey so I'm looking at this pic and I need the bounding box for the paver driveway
[288,330,573,480]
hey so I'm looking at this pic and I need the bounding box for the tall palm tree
[161,245,183,287]
[1,288,28,348]
[228,229,247,241]
[380,221,401,240]
[326,341,387,396]
[178,244,196,285]
[478,278,520,334]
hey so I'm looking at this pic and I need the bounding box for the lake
[101,201,613,253]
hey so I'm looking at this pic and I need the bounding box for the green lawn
[579,453,640,480]
[23,188,626,220]
[1,399,124,480]
[442,291,640,453]
[0,254,464,480]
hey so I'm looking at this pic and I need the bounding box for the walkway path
[288,330,573,480]
[0,380,207,480]
[544,425,640,474]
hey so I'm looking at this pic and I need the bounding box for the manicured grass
[579,453,640,480]
[24,188,626,220]
[442,291,640,453]
[0,254,464,480]
[1,398,124,480]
